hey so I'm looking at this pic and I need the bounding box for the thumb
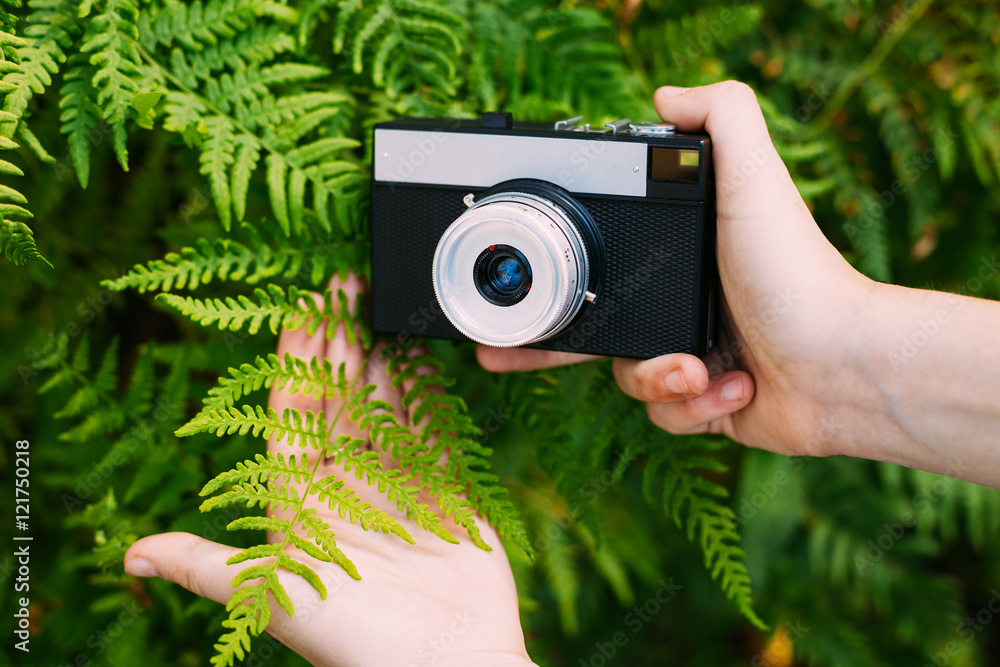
[653,81,800,206]
[124,532,243,605]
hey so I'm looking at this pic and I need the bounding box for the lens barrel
[474,244,532,306]
[432,187,601,347]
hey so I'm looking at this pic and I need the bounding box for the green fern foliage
[185,340,525,665]
[157,284,370,340]
[79,0,145,169]
[103,221,366,292]
[329,0,464,97]
[505,360,764,629]
[644,435,766,630]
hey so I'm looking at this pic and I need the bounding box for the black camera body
[370,113,716,359]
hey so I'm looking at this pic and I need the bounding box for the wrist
[795,272,894,459]
[816,279,939,466]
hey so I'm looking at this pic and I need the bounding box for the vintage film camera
[370,112,716,359]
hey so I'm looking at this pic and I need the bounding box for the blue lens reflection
[491,257,523,291]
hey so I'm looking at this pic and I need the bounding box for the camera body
[370,112,716,359]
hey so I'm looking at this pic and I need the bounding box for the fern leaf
[58,59,101,188]
[387,351,531,557]
[312,474,414,542]
[265,153,289,234]
[199,115,235,229]
[104,230,367,293]
[80,0,145,169]
[1,216,50,267]
[231,133,260,222]
[334,448,455,545]
[299,508,360,580]
[334,0,463,96]
[139,0,261,51]
[157,284,368,341]
[645,439,767,630]
[180,404,328,450]
[197,353,348,419]
[200,451,313,495]
[200,479,301,513]
[1,0,74,139]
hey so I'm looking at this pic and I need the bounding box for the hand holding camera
[480,82,1000,488]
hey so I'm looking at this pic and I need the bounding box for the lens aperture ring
[432,191,591,347]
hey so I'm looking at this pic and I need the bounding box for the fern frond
[212,544,327,666]
[0,7,60,268]
[179,404,328,450]
[138,0,262,52]
[385,350,532,558]
[1,0,75,138]
[311,475,414,542]
[58,57,101,187]
[332,0,463,97]
[166,24,296,89]
[157,284,369,343]
[200,479,301,513]
[196,353,348,419]
[644,438,766,630]
[200,451,313,496]
[1,216,50,267]
[104,226,366,294]
[80,0,145,169]
[299,508,359,579]
[200,115,236,229]
[333,448,456,545]
[54,337,118,419]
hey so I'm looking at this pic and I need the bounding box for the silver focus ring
[432,192,590,347]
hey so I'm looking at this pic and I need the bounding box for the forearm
[833,281,1000,486]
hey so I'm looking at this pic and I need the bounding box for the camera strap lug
[463,193,476,208]
[605,119,631,135]
[553,115,584,131]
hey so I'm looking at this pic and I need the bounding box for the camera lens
[432,190,596,347]
[474,245,532,305]
[490,258,522,291]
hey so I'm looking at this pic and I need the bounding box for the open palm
[124,275,533,667]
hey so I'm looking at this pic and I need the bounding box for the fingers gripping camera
[371,112,716,359]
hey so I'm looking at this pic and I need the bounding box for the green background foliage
[2,0,1000,665]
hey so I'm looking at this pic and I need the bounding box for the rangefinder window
[651,147,700,183]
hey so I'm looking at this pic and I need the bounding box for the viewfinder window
[651,148,700,183]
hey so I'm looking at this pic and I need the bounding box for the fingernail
[658,86,690,99]
[125,557,159,578]
[665,369,689,395]
[720,377,743,403]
